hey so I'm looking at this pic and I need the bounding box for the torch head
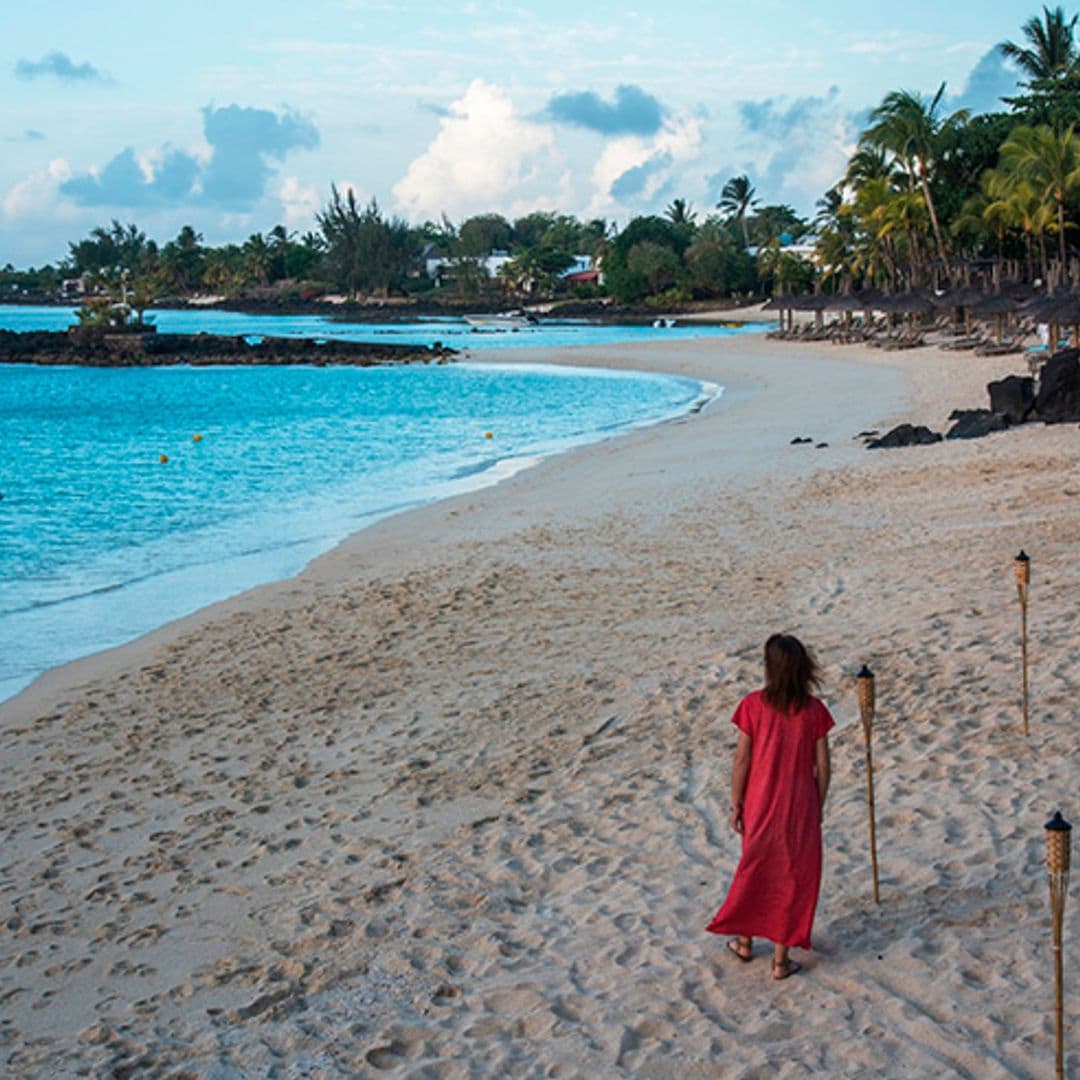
[856,665,875,733]
[1014,550,1030,592]
[1046,811,1072,875]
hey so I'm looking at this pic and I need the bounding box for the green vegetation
[819,5,1080,296]
[7,8,1080,309]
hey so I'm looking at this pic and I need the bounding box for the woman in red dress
[706,634,833,980]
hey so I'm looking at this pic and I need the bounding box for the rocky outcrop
[987,375,1035,423]
[866,424,943,449]
[0,330,455,367]
[945,409,1010,439]
[867,347,1080,449]
[1032,350,1080,422]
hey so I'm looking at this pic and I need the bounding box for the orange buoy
[484,431,493,439]
[159,454,169,464]
[193,433,203,443]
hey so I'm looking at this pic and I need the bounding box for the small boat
[463,311,539,331]
[652,317,677,328]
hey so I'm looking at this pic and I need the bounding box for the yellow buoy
[192,433,203,443]
[484,431,493,440]
[159,454,169,464]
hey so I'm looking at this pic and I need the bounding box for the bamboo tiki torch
[856,665,880,904]
[1045,811,1072,1080]
[1015,550,1031,736]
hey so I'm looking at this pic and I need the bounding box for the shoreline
[0,358,715,707]
[1,329,1062,734]
[0,336,902,724]
[2,333,1077,1076]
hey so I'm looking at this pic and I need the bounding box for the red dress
[706,690,834,949]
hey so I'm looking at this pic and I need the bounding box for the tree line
[3,7,1080,308]
[814,5,1080,295]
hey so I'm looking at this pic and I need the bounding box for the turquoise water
[0,304,765,350]
[0,352,724,702]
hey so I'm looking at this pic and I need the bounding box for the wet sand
[1,334,1077,1077]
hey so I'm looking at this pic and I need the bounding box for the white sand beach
[1,334,1077,1077]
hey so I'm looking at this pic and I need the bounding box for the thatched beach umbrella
[935,284,987,337]
[879,291,936,336]
[855,288,886,328]
[1040,293,1080,348]
[881,291,936,317]
[1024,291,1080,351]
[823,292,864,330]
[761,294,787,331]
[823,293,864,312]
[972,292,1024,343]
[787,293,829,331]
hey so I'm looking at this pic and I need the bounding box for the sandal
[772,959,802,980]
[727,938,753,962]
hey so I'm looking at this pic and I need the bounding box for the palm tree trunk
[918,161,949,270]
[1057,196,1067,271]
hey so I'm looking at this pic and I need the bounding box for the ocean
[0,303,764,350]
[0,307,756,701]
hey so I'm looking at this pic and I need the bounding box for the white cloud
[279,176,320,229]
[3,158,76,221]
[392,79,563,221]
[586,113,704,217]
[842,31,941,57]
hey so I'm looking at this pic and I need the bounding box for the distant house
[423,247,514,287]
[560,255,602,287]
[560,255,593,277]
[422,249,601,289]
[482,249,513,278]
[562,269,600,286]
[747,234,818,262]
[60,275,90,298]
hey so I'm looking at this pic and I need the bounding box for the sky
[0,0,1047,267]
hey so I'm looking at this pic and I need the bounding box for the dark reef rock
[987,374,1035,424]
[1033,349,1080,422]
[945,409,1010,439]
[0,329,455,367]
[866,424,943,449]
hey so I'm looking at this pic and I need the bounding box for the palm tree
[665,198,697,226]
[999,123,1080,270]
[717,175,759,247]
[242,233,272,285]
[843,145,893,189]
[850,177,904,290]
[861,84,969,271]
[814,187,844,231]
[1001,5,1079,82]
[983,165,1054,279]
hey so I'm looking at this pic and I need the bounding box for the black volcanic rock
[866,424,943,449]
[1033,349,1080,422]
[945,409,1010,439]
[987,374,1035,423]
[0,329,455,367]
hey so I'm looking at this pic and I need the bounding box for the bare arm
[815,735,831,821]
[730,731,752,833]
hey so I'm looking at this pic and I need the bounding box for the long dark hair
[762,633,820,713]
